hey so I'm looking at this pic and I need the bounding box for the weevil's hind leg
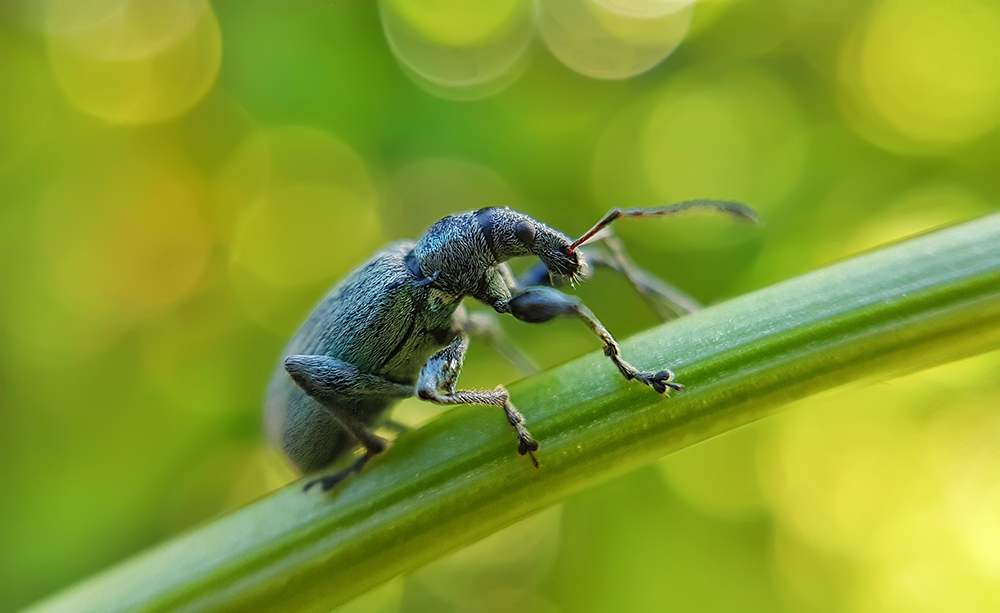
[284,355,415,491]
[504,286,683,395]
[516,232,701,320]
[284,355,416,401]
[453,305,540,376]
[416,334,540,466]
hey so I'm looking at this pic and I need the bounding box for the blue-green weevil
[265,200,757,491]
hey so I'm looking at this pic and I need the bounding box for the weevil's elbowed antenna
[567,200,760,254]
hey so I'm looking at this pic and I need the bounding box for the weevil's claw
[517,437,541,468]
[518,437,540,455]
[636,369,683,395]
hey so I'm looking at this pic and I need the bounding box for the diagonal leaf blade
[25,213,1000,613]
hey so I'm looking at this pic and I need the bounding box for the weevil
[264,200,757,492]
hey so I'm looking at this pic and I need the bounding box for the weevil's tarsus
[568,200,759,254]
[503,393,540,467]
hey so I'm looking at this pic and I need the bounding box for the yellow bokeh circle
[838,183,992,261]
[379,0,534,100]
[232,184,378,287]
[537,0,693,80]
[933,402,1000,579]
[221,127,383,334]
[587,0,695,46]
[38,159,211,322]
[841,0,1000,151]
[386,0,524,47]
[45,0,222,124]
[589,68,803,249]
[0,32,53,173]
[642,69,805,212]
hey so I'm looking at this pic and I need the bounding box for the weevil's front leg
[586,233,700,318]
[453,305,540,376]
[284,355,415,491]
[501,286,684,394]
[416,334,540,466]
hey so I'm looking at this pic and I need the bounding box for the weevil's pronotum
[265,200,758,491]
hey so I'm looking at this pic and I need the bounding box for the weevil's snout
[533,227,581,281]
[542,246,580,280]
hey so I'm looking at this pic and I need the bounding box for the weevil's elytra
[264,200,758,492]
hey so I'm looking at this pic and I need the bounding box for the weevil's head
[481,208,582,282]
[413,208,583,295]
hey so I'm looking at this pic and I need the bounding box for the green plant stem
[26,214,1000,613]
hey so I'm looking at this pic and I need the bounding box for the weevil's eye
[514,220,535,247]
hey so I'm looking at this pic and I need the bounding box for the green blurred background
[2,0,1000,611]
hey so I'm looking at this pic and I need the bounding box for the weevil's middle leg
[416,334,540,466]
